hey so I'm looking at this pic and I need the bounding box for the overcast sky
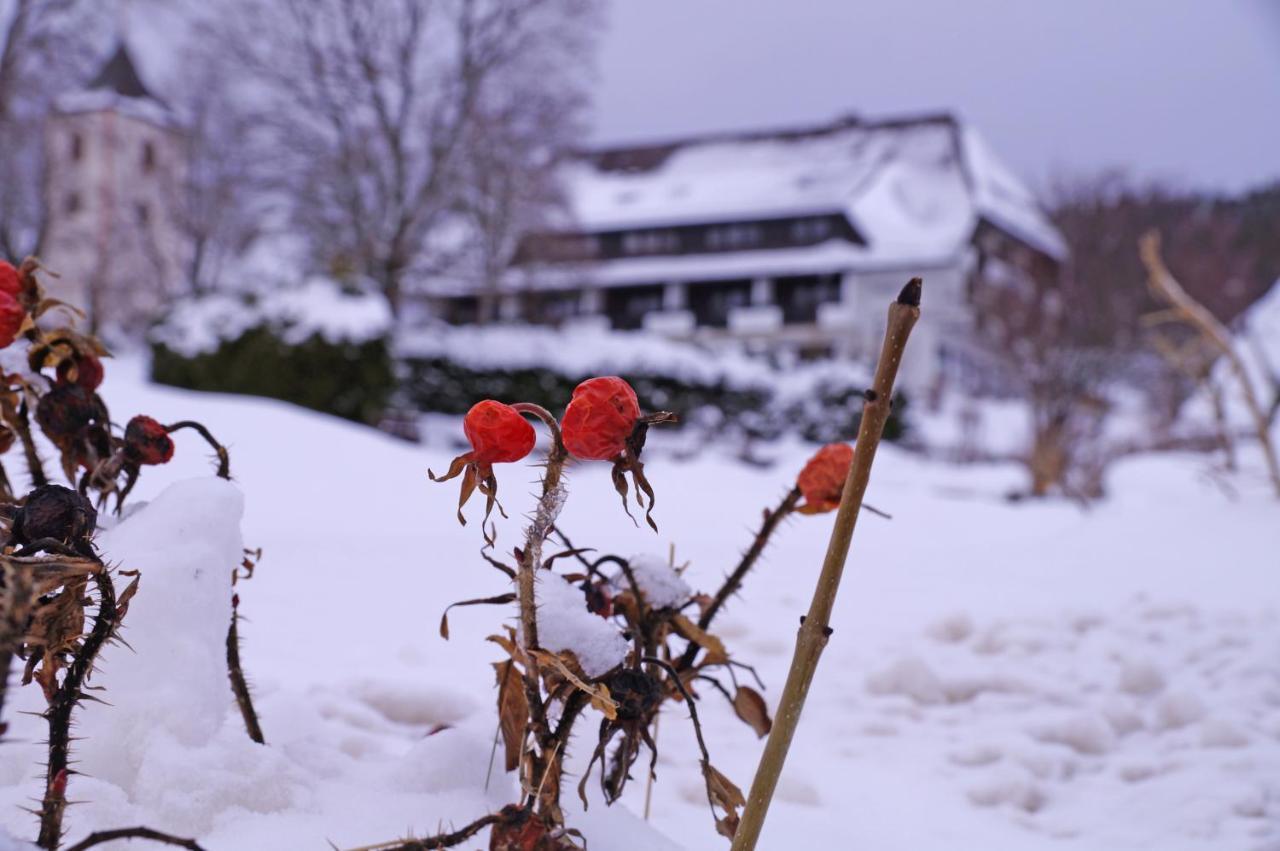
[591,0,1280,194]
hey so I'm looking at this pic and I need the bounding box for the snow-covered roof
[559,113,1065,268]
[54,42,180,130]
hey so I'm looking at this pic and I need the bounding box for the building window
[790,217,833,244]
[687,279,752,327]
[64,192,81,215]
[620,229,680,256]
[605,284,664,330]
[776,273,842,324]
[705,223,762,252]
[70,133,83,161]
[142,141,157,172]
[135,202,150,224]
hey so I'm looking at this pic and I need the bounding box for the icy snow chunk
[927,612,974,643]
[966,767,1047,813]
[77,478,244,789]
[1200,718,1250,749]
[1031,712,1116,755]
[1117,658,1166,696]
[535,575,629,678]
[623,554,692,609]
[1155,691,1207,730]
[866,656,946,705]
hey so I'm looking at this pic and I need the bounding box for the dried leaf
[732,686,772,738]
[439,592,516,640]
[494,659,529,773]
[531,649,617,720]
[671,614,729,665]
[702,761,745,839]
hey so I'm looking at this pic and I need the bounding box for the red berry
[797,443,853,513]
[0,291,24,348]
[124,415,174,466]
[561,376,640,461]
[56,352,104,390]
[463,400,534,465]
[0,261,19,299]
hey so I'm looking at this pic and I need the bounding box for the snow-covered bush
[150,278,396,425]
[398,323,908,445]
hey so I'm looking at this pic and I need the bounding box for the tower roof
[87,44,159,102]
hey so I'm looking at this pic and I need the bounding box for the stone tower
[43,43,186,330]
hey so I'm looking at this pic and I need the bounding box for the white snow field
[1,358,1277,850]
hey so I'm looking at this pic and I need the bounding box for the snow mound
[535,574,629,678]
[624,554,693,609]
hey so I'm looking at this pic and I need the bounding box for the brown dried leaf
[494,659,529,773]
[531,649,617,720]
[732,686,772,738]
[702,760,745,839]
[115,574,140,621]
[439,592,516,640]
[671,614,729,665]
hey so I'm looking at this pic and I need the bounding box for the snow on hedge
[151,277,392,357]
[397,322,772,390]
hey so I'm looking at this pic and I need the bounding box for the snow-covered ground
[1,358,1277,850]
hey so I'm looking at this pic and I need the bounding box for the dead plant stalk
[1138,232,1280,497]
[730,278,922,851]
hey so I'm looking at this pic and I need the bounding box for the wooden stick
[1139,232,1280,497]
[730,278,922,851]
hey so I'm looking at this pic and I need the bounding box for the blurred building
[42,43,187,331]
[433,113,1067,394]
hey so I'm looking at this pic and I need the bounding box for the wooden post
[730,279,922,851]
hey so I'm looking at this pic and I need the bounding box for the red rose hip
[0,261,19,299]
[561,376,640,461]
[124,415,175,466]
[796,442,853,513]
[463,400,535,464]
[0,292,24,348]
[56,352,105,390]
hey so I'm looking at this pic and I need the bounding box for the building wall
[42,109,187,329]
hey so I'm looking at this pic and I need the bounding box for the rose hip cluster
[0,259,198,509]
[430,376,676,533]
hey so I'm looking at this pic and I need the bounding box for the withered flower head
[12,484,97,547]
[36,383,98,444]
[429,400,535,533]
[796,442,854,514]
[608,667,662,722]
[123,415,174,466]
[560,376,676,531]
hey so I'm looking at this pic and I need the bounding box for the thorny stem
[226,598,265,744]
[731,278,922,851]
[39,564,118,850]
[508,402,570,815]
[164,421,231,480]
[63,827,207,851]
[343,812,506,851]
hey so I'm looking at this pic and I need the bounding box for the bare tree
[0,0,109,259]
[201,0,598,317]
